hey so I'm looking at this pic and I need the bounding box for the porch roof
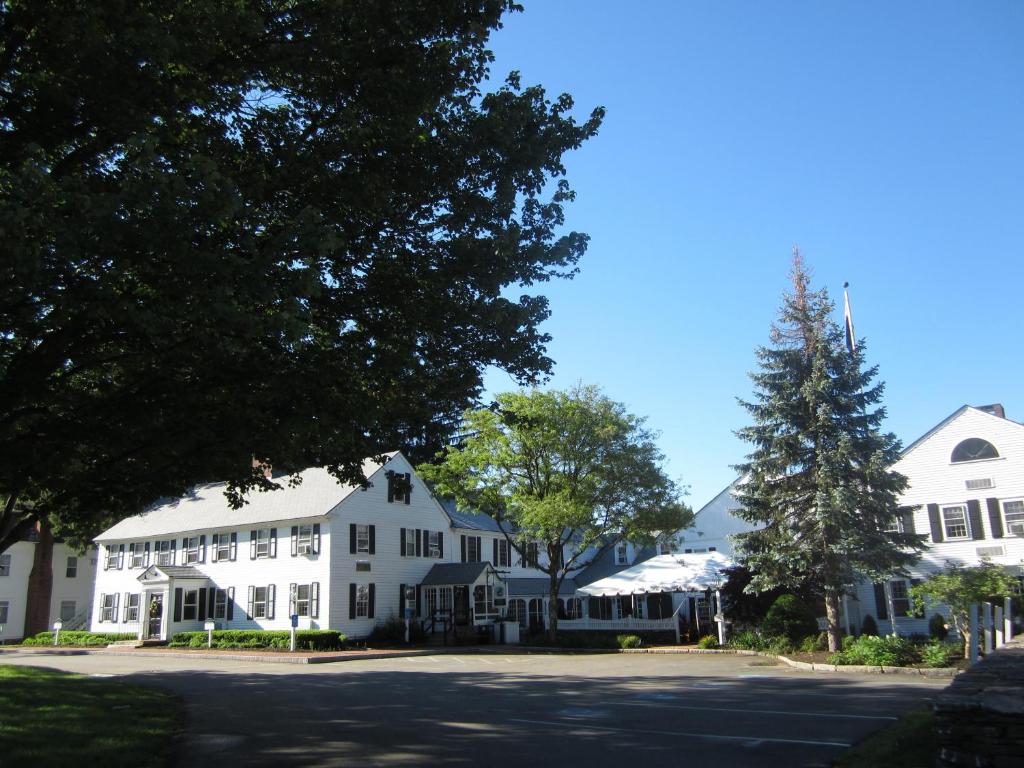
[137,565,208,583]
[420,562,492,587]
[576,552,734,597]
[506,578,578,597]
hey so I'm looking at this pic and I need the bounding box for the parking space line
[618,700,897,721]
[508,718,851,749]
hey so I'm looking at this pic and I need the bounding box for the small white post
[715,589,726,646]
[52,620,63,647]
[994,605,1004,648]
[884,581,898,637]
[969,603,979,664]
[289,613,298,652]
[204,619,215,649]
[1005,597,1013,642]
[982,602,993,654]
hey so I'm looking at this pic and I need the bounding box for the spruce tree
[733,251,923,651]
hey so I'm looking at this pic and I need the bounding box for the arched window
[565,598,583,619]
[951,438,999,463]
[507,599,527,628]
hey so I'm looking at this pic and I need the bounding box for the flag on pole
[843,282,856,355]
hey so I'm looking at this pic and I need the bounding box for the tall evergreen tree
[733,251,923,651]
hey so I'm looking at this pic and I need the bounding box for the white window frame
[129,543,145,569]
[355,585,369,618]
[297,525,314,555]
[156,540,173,566]
[885,517,902,534]
[213,589,228,619]
[566,597,583,619]
[60,600,77,622]
[356,524,370,554]
[497,539,510,567]
[293,584,311,617]
[253,586,269,618]
[403,528,417,557]
[0,553,10,577]
[215,534,231,561]
[255,529,272,559]
[100,594,116,622]
[615,544,628,565]
[184,537,200,564]
[182,589,199,620]
[125,593,140,622]
[105,546,120,570]
[467,536,480,563]
[890,580,912,618]
[66,556,78,578]
[941,505,969,540]
[428,531,441,558]
[1002,499,1024,537]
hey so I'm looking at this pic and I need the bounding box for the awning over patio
[576,552,734,597]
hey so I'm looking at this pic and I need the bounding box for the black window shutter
[986,498,1004,538]
[230,532,237,561]
[438,533,443,558]
[475,537,482,562]
[493,539,498,565]
[415,585,421,616]
[173,588,183,622]
[170,537,176,563]
[461,535,467,563]
[900,510,916,535]
[400,583,406,613]
[198,588,207,621]
[387,471,394,503]
[350,523,357,553]
[267,584,276,619]
[369,525,375,554]
[873,583,888,620]
[422,529,429,557]
[405,473,411,504]
[270,528,278,558]
[312,524,320,554]
[967,500,985,540]
[291,526,299,557]
[250,530,258,559]
[927,504,943,542]
[400,528,406,556]
[144,541,150,566]
[207,588,216,617]
[247,586,255,620]
[349,583,356,619]
[227,587,235,620]
[415,529,421,557]
[368,584,375,618]
[311,582,319,619]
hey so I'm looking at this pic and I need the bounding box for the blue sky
[480,2,1024,510]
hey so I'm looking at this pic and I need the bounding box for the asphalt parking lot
[2,649,948,767]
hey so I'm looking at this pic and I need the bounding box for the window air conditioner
[297,544,312,555]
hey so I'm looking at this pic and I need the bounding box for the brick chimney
[976,404,1005,419]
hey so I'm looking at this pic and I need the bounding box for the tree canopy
[733,251,924,651]
[0,0,604,552]
[418,385,692,638]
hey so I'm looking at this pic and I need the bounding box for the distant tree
[418,385,692,640]
[911,562,1018,657]
[719,565,821,630]
[0,1,604,554]
[733,251,924,652]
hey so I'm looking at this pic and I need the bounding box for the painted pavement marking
[619,700,898,721]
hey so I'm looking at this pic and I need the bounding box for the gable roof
[439,498,507,533]
[96,454,396,542]
[899,405,1024,459]
[420,562,492,586]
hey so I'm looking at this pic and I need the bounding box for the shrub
[697,635,719,649]
[22,631,136,647]
[366,616,425,645]
[929,613,949,641]
[764,635,794,655]
[727,630,766,651]
[860,614,879,636]
[762,595,819,644]
[169,629,345,651]
[921,640,960,668]
[799,631,829,653]
[617,634,642,649]
[829,635,920,667]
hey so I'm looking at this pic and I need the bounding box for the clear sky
[480,1,1024,510]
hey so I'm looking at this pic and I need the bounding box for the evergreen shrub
[22,631,136,647]
[860,614,879,636]
[920,640,961,668]
[929,613,949,640]
[728,630,766,651]
[697,635,719,649]
[169,629,345,651]
[828,635,919,667]
[762,595,818,643]
[616,634,642,649]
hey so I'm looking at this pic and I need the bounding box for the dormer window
[387,471,412,504]
[951,438,999,463]
[615,544,628,565]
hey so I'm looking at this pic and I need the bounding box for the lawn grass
[833,707,937,768]
[0,665,180,767]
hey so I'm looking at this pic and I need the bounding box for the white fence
[967,597,1015,664]
[557,617,678,633]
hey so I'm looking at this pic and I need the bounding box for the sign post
[404,586,416,644]
[52,620,63,647]
[204,619,215,649]
[290,614,299,652]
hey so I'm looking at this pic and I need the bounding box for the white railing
[557,616,677,632]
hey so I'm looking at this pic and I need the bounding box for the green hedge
[829,635,920,666]
[169,629,345,651]
[22,631,138,647]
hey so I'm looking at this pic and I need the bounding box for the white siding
[0,542,97,641]
[0,542,32,641]
[678,481,755,556]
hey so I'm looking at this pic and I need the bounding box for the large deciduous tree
[418,385,692,640]
[733,251,923,652]
[0,1,604,553]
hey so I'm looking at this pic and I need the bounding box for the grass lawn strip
[0,664,180,768]
[832,707,936,768]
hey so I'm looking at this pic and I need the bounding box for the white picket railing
[557,617,677,632]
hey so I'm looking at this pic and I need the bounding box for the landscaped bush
[860,614,879,636]
[764,635,795,655]
[366,616,425,645]
[616,634,642,649]
[829,635,919,667]
[697,634,719,649]
[799,631,829,653]
[22,631,137,647]
[929,613,949,641]
[169,629,345,651]
[727,630,766,651]
[762,595,819,643]
[920,640,961,668]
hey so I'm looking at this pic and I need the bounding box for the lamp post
[52,620,63,646]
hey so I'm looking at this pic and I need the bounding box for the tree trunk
[25,520,54,637]
[824,589,842,652]
[547,577,559,642]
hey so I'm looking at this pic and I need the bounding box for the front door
[147,593,164,639]
[453,586,470,626]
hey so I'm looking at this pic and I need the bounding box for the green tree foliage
[911,562,1018,656]
[733,251,924,651]
[761,594,819,644]
[418,385,692,639]
[0,1,604,552]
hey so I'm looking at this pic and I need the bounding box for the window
[890,581,911,618]
[1003,500,1024,536]
[100,593,117,622]
[125,594,140,623]
[615,544,628,565]
[524,542,539,568]
[60,601,77,622]
[474,585,496,618]
[659,541,673,555]
[566,597,583,619]
[466,536,480,563]
[294,584,310,616]
[351,524,369,554]
[951,438,999,463]
[387,471,411,503]
[105,546,120,570]
[0,601,8,624]
[214,533,232,562]
[129,543,145,569]
[428,531,442,558]
[66,556,78,578]
[942,505,969,539]
[495,539,510,567]
[0,553,10,577]
[213,589,229,619]
[507,598,526,628]
[252,529,276,559]
[403,528,417,557]
[295,525,317,555]
[355,585,369,618]
[885,517,902,533]
[290,583,319,618]
[183,537,202,564]
[155,539,174,566]
[252,587,269,618]
[356,560,371,572]
[182,589,199,620]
